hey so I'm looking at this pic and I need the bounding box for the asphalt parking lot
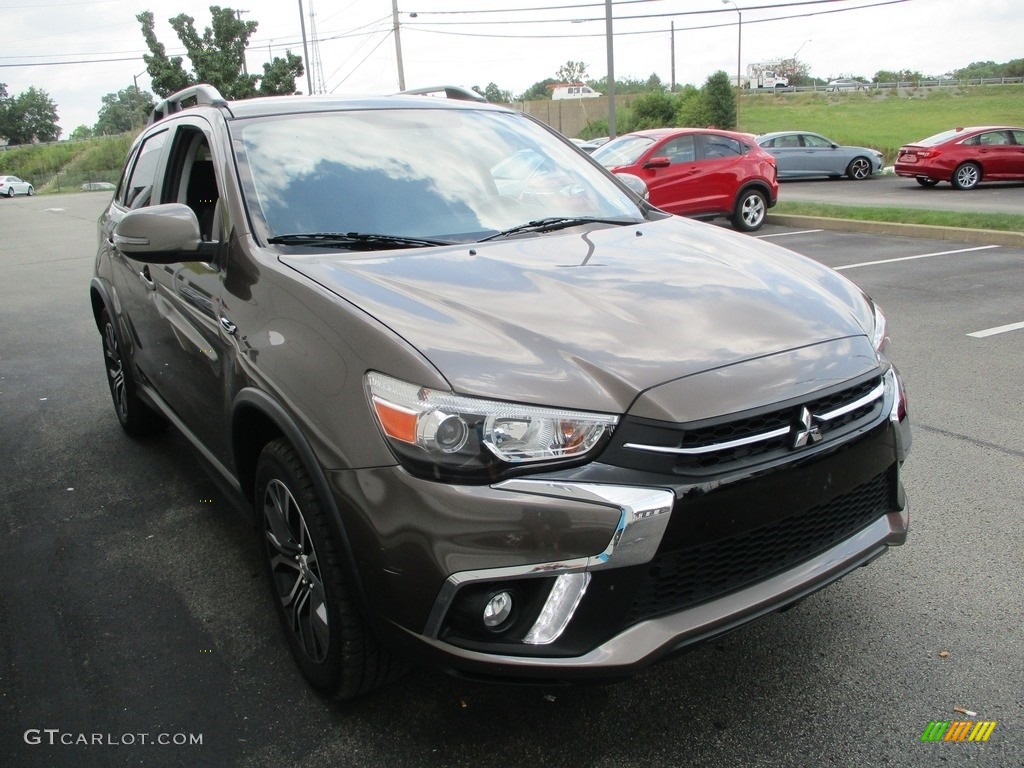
[2,191,1022,767]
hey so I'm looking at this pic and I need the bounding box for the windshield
[591,135,657,168]
[233,108,643,244]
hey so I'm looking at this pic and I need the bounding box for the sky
[1,0,1021,137]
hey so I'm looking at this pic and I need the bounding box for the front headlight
[365,371,619,482]
[870,302,890,360]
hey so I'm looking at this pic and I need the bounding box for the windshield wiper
[478,216,637,242]
[267,232,456,249]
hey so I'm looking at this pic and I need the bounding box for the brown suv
[90,84,911,699]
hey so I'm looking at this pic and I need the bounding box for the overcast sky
[1,0,1020,136]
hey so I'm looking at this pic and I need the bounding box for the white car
[827,79,868,92]
[1,175,34,197]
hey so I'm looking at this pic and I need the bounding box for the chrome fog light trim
[523,572,591,645]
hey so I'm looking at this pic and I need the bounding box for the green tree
[473,83,513,103]
[517,78,558,101]
[138,6,304,99]
[70,125,95,141]
[556,60,588,83]
[94,87,156,135]
[872,69,923,84]
[0,86,61,145]
[628,91,677,129]
[701,71,736,130]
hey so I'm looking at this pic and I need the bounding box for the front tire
[846,157,872,180]
[731,188,767,232]
[256,438,404,699]
[27,186,34,196]
[951,162,980,190]
[99,307,166,436]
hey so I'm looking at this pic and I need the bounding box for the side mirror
[114,203,207,263]
[643,156,671,169]
[616,173,650,201]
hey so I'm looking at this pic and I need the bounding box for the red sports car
[895,126,1024,190]
[591,128,778,231]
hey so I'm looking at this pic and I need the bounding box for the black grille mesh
[626,471,892,625]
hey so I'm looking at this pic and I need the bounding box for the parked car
[0,175,34,197]
[827,78,868,91]
[895,126,1024,189]
[91,84,911,700]
[81,181,116,191]
[590,128,778,231]
[757,131,884,180]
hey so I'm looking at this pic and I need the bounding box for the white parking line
[758,229,823,239]
[835,245,1000,271]
[967,321,1024,338]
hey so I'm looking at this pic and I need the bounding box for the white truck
[734,64,789,89]
[548,83,602,100]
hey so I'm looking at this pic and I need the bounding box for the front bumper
[330,370,910,681]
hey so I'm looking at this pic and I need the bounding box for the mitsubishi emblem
[792,406,823,449]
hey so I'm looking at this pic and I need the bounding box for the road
[1,191,1021,767]
[779,173,1024,215]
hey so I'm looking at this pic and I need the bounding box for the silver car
[758,131,884,180]
[0,175,34,197]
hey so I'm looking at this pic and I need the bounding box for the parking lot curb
[767,214,1024,248]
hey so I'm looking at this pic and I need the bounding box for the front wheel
[256,439,405,699]
[731,189,768,232]
[846,157,872,180]
[915,177,939,187]
[951,162,980,190]
[27,186,34,196]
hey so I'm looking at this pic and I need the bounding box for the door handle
[138,266,155,291]
[220,316,237,336]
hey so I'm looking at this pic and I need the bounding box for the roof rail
[149,84,231,125]
[395,85,487,103]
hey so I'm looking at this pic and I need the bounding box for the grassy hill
[739,84,1024,161]
[0,133,133,193]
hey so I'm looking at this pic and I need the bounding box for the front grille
[612,374,886,477]
[626,470,893,625]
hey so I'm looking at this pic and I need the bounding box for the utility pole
[392,0,405,90]
[235,9,250,74]
[297,0,313,94]
[605,0,615,138]
[670,21,676,93]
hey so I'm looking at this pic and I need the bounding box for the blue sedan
[757,131,884,180]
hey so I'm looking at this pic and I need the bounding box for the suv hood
[280,217,874,414]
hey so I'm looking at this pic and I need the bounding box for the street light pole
[722,0,741,129]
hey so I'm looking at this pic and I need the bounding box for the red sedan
[895,126,1024,190]
[591,128,778,231]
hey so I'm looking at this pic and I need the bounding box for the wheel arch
[231,387,371,608]
[89,277,113,333]
[735,179,775,208]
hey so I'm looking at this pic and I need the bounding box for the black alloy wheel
[256,438,405,698]
[99,307,166,436]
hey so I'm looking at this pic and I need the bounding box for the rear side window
[122,129,168,209]
[703,135,745,159]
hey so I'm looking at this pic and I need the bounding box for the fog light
[482,591,513,628]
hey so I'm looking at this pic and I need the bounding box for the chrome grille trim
[623,380,885,457]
